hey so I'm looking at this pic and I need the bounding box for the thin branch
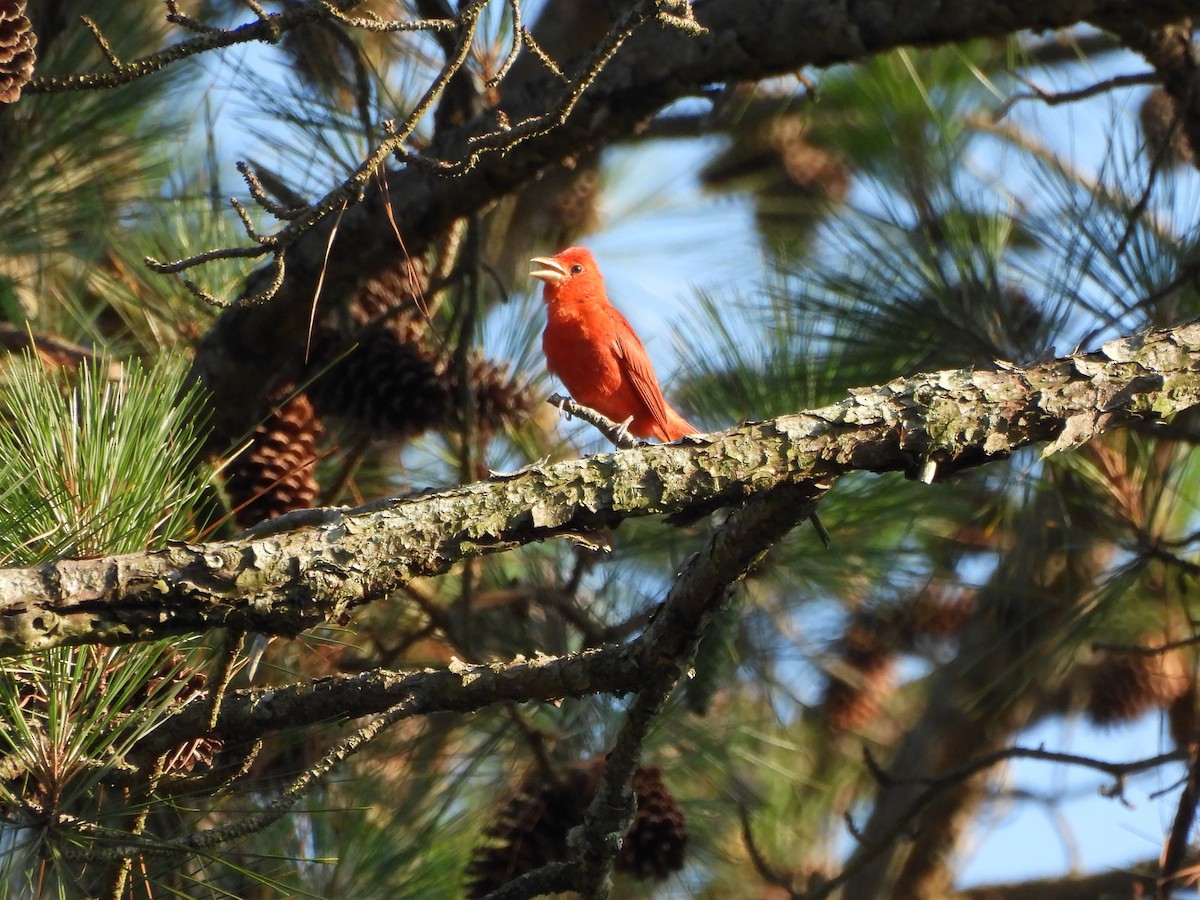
[874,744,1184,789]
[1160,745,1200,899]
[993,70,1158,120]
[486,0,526,89]
[574,485,814,897]
[403,0,681,176]
[66,694,415,861]
[547,393,641,449]
[142,0,494,305]
[1093,634,1200,656]
[801,744,1185,900]
[135,643,645,760]
[739,804,801,898]
[27,2,452,94]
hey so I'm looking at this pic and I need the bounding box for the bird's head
[530,247,599,299]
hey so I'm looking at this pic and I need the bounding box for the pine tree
[1,3,1198,898]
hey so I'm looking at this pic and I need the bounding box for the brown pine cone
[350,255,431,329]
[1139,87,1193,167]
[822,619,896,732]
[224,390,324,527]
[305,328,450,440]
[616,765,689,881]
[465,759,688,896]
[0,0,36,104]
[1086,646,1190,726]
[465,761,602,897]
[458,356,537,436]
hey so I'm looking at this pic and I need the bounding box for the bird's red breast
[530,247,696,441]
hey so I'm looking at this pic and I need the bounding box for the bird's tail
[659,408,698,442]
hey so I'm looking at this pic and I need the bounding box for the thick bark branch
[137,642,644,758]
[2,321,1200,655]
[192,0,1200,449]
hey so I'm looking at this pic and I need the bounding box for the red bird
[531,247,696,442]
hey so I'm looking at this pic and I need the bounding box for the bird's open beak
[530,256,568,285]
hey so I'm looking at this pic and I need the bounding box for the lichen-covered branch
[137,642,643,759]
[0,321,1198,655]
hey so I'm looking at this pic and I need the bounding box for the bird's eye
[570,263,584,275]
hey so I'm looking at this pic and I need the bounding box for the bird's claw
[613,415,635,446]
[548,392,574,421]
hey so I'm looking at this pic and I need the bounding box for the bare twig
[547,393,641,449]
[29,2,453,94]
[142,0,493,305]
[739,804,800,898]
[801,744,1185,900]
[65,695,417,861]
[1093,634,1200,656]
[993,70,1158,120]
[238,161,306,220]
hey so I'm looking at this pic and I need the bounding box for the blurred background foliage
[1,1,1198,897]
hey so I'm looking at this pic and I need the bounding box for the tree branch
[136,642,643,759]
[1,319,1198,654]
[190,0,1200,451]
[25,1,455,94]
[807,745,1185,900]
[573,485,813,897]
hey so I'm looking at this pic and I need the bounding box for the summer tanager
[531,247,696,441]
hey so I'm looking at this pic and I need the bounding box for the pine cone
[551,167,602,235]
[0,0,36,104]
[309,254,534,441]
[137,648,208,707]
[616,766,689,881]
[822,620,896,732]
[224,390,324,527]
[459,356,537,436]
[306,328,450,439]
[305,254,452,439]
[1086,647,1190,726]
[141,649,220,774]
[465,762,601,897]
[162,735,223,775]
[1139,87,1193,167]
[894,590,975,644]
[350,255,430,329]
[465,760,688,896]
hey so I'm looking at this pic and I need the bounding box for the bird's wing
[608,307,673,432]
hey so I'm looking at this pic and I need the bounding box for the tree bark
[2,320,1199,654]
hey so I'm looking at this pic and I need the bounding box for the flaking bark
[1,321,1199,655]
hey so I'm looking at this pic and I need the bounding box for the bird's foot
[548,392,574,421]
[613,415,635,446]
